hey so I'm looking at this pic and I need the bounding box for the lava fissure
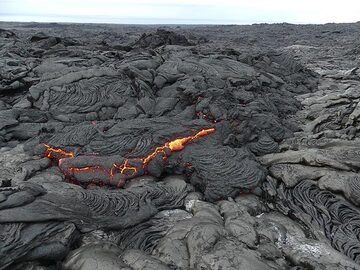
[44,144,75,159]
[44,127,215,185]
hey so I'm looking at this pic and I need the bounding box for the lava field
[1,22,360,270]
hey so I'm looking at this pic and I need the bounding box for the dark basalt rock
[134,29,193,49]
[30,32,56,42]
[30,32,78,48]
[181,144,266,201]
[267,180,360,264]
[0,179,190,268]
[0,222,78,270]
[0,179,191,231]
[63,243,131,270]
[248,131,279,156]
[113,209,192,253]
[0,28,16,38]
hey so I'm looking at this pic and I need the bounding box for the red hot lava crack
[43,127,215,186]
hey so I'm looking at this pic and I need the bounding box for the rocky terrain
[0,21,360,269]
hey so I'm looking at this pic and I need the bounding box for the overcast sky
[1,0,360,24]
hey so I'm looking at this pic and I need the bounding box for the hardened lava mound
[1,21,360,270]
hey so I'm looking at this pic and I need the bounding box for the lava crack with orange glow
[44,144,74,159]
[44,127,215,186]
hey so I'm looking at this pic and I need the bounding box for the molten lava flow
[113,160,138,176]
[44,127,215,185]
[167,128,215,151]
[142,128,215,166]
[44,144,74,159]
[68,166,101,172]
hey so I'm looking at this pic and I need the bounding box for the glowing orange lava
[44,127,215,184]
[68,166,101,172]
[142,128,215,165]
[44,144,74,159]
[113,160,138,176]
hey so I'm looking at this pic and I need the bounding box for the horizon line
[1,19,360,26]
[1,14,360,26]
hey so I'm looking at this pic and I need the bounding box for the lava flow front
[44,127,215,187]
